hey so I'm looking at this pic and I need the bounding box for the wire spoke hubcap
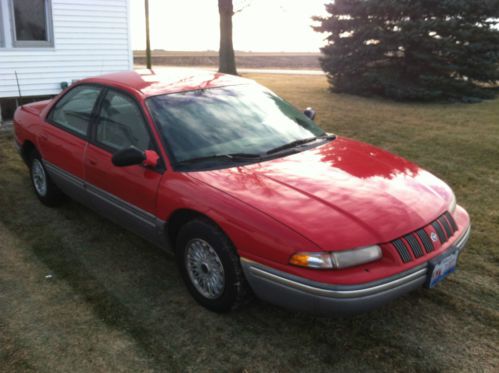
[185,239,225,299]
[32,159,47,196]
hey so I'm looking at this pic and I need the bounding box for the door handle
[88,159,97,166]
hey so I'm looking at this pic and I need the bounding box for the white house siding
[0,0,132,99]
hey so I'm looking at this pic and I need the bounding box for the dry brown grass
[0,74,498,372]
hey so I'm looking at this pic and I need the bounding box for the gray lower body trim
[44,160,168,249]
[44,161,87,202]
[241,259,426,315]
[86,183,157,229]
[241,224,471,315]
[244,261,427,299]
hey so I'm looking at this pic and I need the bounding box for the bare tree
[218,0,237,75]
[218,0,288,75]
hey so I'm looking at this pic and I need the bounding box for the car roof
[80,70,251,97]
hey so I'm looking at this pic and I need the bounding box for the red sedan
[14,71,470,314]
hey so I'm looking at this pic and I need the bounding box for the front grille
[432,220,447,243]
[416,228,434,253]
[393,239,412,263]
[444,211,458,231]
[404,234,424,258]
[391,212,458,263]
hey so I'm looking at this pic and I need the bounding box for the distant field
[133,50,322,69]
[1,74,498,372]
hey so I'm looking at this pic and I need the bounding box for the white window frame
[8,0,54,48]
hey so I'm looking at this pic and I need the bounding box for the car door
[41,84,103,201]
[84,87,165,245]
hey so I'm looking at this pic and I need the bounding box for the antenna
[14,70,23,107]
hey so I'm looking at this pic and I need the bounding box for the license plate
[426,249,459,288]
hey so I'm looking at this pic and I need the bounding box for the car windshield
[146,84,326,165]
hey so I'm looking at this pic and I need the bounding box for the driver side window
[95,90,151,151]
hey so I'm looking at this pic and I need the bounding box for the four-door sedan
[14,71,470,314]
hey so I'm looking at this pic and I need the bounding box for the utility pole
[145,0,152,69]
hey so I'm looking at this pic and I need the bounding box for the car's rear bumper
[241,224,471,315]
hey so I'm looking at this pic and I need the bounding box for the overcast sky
[130,0,329,52]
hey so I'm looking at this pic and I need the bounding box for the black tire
[176,218,250,313]
[28,150,65,207]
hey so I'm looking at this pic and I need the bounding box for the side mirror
[112,147,160,168]
[112,146,146,167]
[143,150,160,168]
[304,107,316,121]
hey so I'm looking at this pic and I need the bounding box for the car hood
[189,137,453,251]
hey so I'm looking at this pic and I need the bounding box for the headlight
[331,245,383,268]
[449,192,456,214]
[289,245,382,270]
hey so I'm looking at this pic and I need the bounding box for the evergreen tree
[313,0,499,101]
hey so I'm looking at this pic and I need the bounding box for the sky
[130,0,329,52]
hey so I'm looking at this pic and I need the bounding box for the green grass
[0,74,498,372]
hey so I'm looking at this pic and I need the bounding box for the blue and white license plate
[426,249,459,288]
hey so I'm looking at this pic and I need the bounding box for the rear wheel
[176,218,250,312]
[29,151,65,206]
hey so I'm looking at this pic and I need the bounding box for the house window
[9,0,53,47]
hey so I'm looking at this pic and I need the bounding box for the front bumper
[241,224,471,315]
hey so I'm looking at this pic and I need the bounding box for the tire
[29,151,65,206]
[176,218,250,313]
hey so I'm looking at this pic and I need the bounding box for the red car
[14,71,470,314]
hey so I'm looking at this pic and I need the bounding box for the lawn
[0,74,498,372]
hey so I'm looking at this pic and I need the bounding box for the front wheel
[176,218,250,312]
[29,152,65,206]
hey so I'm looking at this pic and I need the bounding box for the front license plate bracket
[425,248,459,288]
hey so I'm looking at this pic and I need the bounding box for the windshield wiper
[266,134,336,155]
[176,153,263,166]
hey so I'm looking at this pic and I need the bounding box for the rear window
[49,85,101,137]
